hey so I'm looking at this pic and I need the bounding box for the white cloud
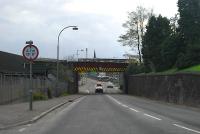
[0,0,178,59]
[62,0,178,22]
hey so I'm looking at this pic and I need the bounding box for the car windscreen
[97,84,102,86]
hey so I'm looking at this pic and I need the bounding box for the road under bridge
[65,59,129,94]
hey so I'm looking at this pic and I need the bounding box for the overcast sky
[0,0,178,59]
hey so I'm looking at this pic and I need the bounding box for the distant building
[0,51,53,75]
[0,51,27,74]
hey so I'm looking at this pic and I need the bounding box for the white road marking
[121,104,128,108]
[19,128,26,132]
[107,95,139,112]
[144,114,162,120]
[173,124,200,134]
[107,95,121,104]
[107,95,200,133]
[129,108,139,112]
[27,124,31,127]
[117,102,122,105]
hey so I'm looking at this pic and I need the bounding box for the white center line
[121,104,128,108]
[107,95,121,104]
[107,95,200,134]
[27,124,31,127]
[117,102,122,105]
[144,113,162,120]
[173,124,200,134]
[107,95,140,112]
[129,108,139,112]
[19,128,26,132]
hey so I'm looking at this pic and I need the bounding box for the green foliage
[176,53,188,69]
[125,63,144,75]
[149,64,200,75]
[161,34,180,70]
[61,92,69,96]
[120,0,200,73]
[142,15,172,72]
[178,0,200,44]
[177,44,200,69]
[159,68,178,74]
[33,92,47,101]
[181,64,200,73]
[177,0,200,68]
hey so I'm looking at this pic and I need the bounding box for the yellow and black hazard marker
[74,67,127,72]
[73,64,127,72]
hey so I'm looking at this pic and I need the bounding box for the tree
[142,15,172,71]
[178,0,200,44]
[170,13,179,34]
[161,34,180,69]
[177,0,200,68]
[118,6,149,64]
[125,63,144,75]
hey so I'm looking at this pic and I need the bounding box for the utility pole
[86,48,88,59]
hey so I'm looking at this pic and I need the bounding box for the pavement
[0,94,82,129]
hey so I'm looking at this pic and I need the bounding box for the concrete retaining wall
[128,73,200,106]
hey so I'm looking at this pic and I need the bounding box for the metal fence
[0,73,67,104]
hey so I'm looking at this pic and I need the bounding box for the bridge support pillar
[73,72,79,94]
[67,71,79,94]
[71,72,78,94]
[123,72,128,94]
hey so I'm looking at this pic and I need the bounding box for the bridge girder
[67,61,128,73]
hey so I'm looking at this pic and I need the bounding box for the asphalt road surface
[2,94,200,134]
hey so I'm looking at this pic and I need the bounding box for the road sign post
[30,61,33,110]
[22,41,39,111]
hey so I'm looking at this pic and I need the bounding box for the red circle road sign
[22,45,39,61]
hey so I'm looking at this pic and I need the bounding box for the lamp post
[57,26,78,88]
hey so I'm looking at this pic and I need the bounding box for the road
[2,94,200,134]
[79,78,122,94]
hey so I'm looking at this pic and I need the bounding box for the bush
[176,53,188,69]
[176,44,200,69]
[125,63,144,75]
[61,92,69,97]
[33,92,47,101]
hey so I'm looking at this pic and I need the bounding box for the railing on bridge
[77,58,129,63]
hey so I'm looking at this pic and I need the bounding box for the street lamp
[57,26,78,85]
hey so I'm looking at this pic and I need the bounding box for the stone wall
[128,73,200,106]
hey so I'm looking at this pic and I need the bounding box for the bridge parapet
[67,61,128,73]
